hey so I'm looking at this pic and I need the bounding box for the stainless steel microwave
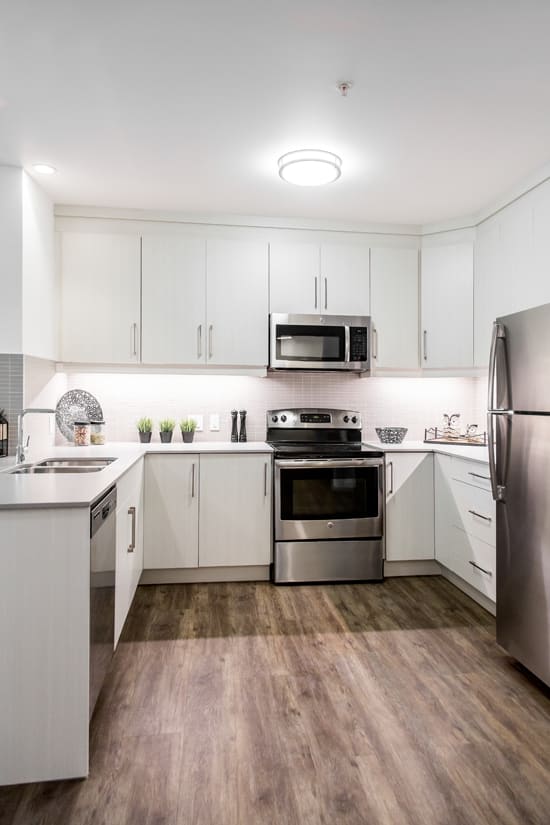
[269,313,371,372]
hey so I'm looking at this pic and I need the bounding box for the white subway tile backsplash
[59,370,482,446]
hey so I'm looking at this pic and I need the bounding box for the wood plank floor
[2,576,550,825]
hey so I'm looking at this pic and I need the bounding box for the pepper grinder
[238,410,247,442]
[230,410,239,442]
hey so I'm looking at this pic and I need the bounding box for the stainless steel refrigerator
[488,303,550,687]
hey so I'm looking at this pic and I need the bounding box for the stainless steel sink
[37,458,116,468]
[8,457,116,474]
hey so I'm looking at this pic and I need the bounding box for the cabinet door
[206,239,268,366]
[421,243,473,368]
[115,459,144,645]
[269,242,320,314]
[199,454,271,567]
[320,244,370,315]
[370,247,419,369]
[61,232,141,363]
[144,455,199,568]
[385,453,434,561]
[141,236,206,364]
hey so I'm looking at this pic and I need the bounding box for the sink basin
[10,466,107,474]
[8,458,116,474]
[37,458,116,468]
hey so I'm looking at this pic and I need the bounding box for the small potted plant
[180,417,197,443]
[159,418,175,444]
[137,417,153,443]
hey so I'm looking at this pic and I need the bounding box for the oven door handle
[275,458,382,470]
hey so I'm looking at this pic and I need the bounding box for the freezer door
[497,412,550,686]
[498,302,550,412]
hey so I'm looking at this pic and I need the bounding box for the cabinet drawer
[460,531,496,601]
[451,458,492,491]
[441,527,496,601]
[450,480,496,547]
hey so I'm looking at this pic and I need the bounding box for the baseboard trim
[384,560,440,577]
[140,565,271,584]
[439,566,496,615]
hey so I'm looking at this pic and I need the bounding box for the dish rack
[424,427,488,446]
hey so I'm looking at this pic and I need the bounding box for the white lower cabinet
[144,455,199,569]
[144,453,272,570]
[385,453,434,561]
[115,458,144,644]
[435,455,496,601]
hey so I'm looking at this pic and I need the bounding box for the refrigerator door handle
[487,321,507,411]
[487,411,511,502]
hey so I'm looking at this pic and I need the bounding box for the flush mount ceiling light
[32,163,56,174]
[278,149,342,186]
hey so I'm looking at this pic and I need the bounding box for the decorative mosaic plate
[55,389,103,442]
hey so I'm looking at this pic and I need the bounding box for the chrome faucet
[16,408,56,464]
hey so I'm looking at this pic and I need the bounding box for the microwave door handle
[345,326,351,363]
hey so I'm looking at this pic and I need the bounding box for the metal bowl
[375,427,408,444]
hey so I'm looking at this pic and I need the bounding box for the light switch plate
[209,413,220,431]
[188,414,203,432]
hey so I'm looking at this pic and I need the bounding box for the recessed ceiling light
[32,163,56,175]
[278,149,342,186]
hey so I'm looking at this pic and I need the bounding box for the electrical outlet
[188,414,203,432]
[209,413,220,431]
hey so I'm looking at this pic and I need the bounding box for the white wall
[23,357,66,452]
[0,166,23,352]
[59,371,479,445]
[22,173,57,360]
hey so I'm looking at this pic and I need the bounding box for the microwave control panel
[350,327,369,362]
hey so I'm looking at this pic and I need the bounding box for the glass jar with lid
[73,421,91,447]
[90,420,106,445]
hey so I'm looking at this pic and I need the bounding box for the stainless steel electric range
[267,408,385,583]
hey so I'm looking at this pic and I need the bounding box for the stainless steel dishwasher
[90,485,117,718]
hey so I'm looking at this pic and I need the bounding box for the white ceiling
[2,1,550,224]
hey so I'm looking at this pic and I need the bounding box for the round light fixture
[32,163,56,175]
[278,149,342,186]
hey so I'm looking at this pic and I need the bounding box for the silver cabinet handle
[468,471,491,481]
[191,462,196,497]
[373,328,378,360]
[208,325,213,359]
[387,460,394,496]
[324,277,328,310]
[314,277,318,309]
[127,506,136,553]
[131,323,138,357]
[197,325,202,359]
[469,560,492,577]
[468,509,492,523]
[423,330,428,361]
[264,461,268,497]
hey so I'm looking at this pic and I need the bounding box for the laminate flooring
[2,576,550,825]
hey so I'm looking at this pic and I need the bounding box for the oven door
[274,457,383,541]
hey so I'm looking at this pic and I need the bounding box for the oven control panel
[267,408,362,429]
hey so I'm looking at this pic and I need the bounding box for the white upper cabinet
[141,236,206,364]
[269,241,369,316]
[269,242,320,314]
[61,232,141,363]
[206,239,268,366]
[370,247,419,369]
[319,244,370,316]
[421,243,474,369]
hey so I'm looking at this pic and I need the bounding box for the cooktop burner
[266,407,383,459]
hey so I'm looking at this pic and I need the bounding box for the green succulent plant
[180,418,197,433]
[159,418,176,432]
[137,417,153,433]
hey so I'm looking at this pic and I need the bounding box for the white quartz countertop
[363,440,490,464]
[0,441,272,509]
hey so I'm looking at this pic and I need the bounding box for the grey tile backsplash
[0,354,23,455]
